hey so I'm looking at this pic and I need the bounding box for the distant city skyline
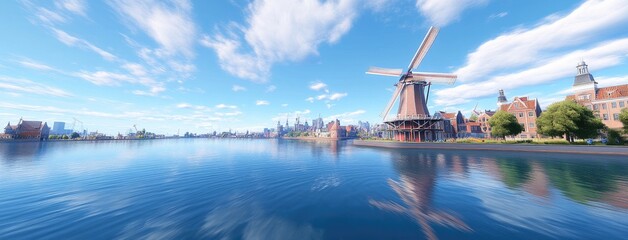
[1,0,627,135]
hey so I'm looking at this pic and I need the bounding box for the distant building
[566,61,628,129]
[4,119,50,140]
[51,121,73,135]
[477,110,496,138]
[439,111,467,138]
[465,120,484,138]
[498,91,542,139]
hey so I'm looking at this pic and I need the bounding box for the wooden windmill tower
[366,26,457,142]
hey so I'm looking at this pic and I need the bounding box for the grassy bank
[359,137,627,146]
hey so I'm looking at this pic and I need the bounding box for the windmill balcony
[385,114,441,122]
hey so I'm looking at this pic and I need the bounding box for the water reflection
[370,149,627,239]
[370,151,471,240]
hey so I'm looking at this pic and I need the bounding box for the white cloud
[17,59,56,71]
[324,110,366,123]
[122,63,147,76]
[215,104,237,109]
[455,0,628,82]
[52,28,117,61]
[313,92,348,101]
[309,81,327,91]
[74,70,166,96]
[435,38,628,106]
[266,85,276,92]
[203,0,357,82]
[0,76,72,97]
[35,7,66,24]
[232,85,246,92]
[281,103,288,107]
[328,92,348,100]
[176,103,192,109]
[415,0,488,26]
[109,0,197,57]
[55,0,87,16]
[489,11,508,20]
[74,70,133,86]
[256,100,270,106]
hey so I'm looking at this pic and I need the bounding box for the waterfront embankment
[353,140,628,156]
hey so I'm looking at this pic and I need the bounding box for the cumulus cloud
[415,0,488,26]
[256,100,270,106]
[435,38,628,106]
[109,0,197,57]
[232,85,247,92]
[215,104,238,109]
[455,0,628,82]
[309,81,327,91]
[202,0,358,82]
[434,0,628,106]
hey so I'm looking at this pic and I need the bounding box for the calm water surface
[0,139,627,239]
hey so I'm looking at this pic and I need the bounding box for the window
[603,114,608,120]
[612,102,617,108]
[518,113,523,118]
[620,101,625,108]
[593,104,598,110]
[529,123,535,127]
[528,111,533,117]
[520,123,525,129]
[602,103,607,110]
[614,113,620,120]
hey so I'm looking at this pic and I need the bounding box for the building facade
[498,91,542,139]
[4,119,50,140]
[477,110,496,138]
[566,61,628,129]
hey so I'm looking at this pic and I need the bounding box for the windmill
[366,26,457,142]
[367,26,456,120]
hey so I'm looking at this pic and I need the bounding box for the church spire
[497,89,508,107]
[573,60,597,87]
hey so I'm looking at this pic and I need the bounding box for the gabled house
[4,119,50,141]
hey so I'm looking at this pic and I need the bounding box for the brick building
[497,91,542,139]
[565,61,628,129]
[4,119,50,140]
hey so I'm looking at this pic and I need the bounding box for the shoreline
[352,140,628,156]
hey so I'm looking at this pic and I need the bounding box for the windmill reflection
[369,151,471,240]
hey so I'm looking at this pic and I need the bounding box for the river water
[0,139,626,239]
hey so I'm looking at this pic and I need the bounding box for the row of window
[592,101,626,110]
[597,113,621,121]
[517,111,535,118]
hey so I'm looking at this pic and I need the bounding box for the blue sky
[1,0,627,135]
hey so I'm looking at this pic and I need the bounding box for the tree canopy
[488,111,523,139]
[620,108,628,133]
[536,100,604,141]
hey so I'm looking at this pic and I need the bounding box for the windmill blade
[381,83,404,118]
[410,72,457,85]
[407,26,440,71]
[366,67,403,77]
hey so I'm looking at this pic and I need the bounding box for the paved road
[352,140,628,156]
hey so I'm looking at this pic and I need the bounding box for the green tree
[469,114,478,122]
[537,100,604,142]
[71,132,80,139]
[620,108,628,133]
[606,129,624,145]
[488,111,524,140]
